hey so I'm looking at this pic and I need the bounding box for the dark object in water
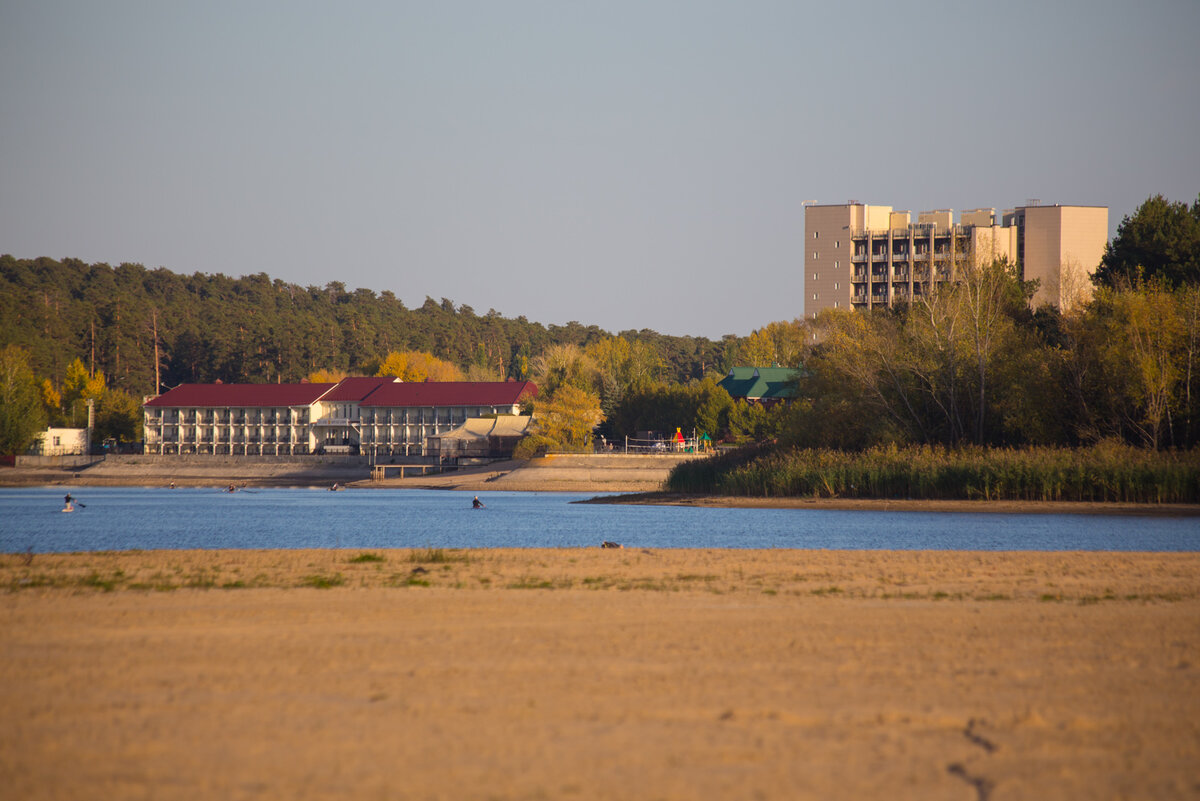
[600,541,623,549]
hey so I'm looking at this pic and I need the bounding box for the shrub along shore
[666,442,1200,504]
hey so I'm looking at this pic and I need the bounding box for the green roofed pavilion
[718,367,802,403]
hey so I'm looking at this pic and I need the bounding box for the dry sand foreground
[2,549,1198,801]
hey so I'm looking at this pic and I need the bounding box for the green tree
[94,387,143,443]
[1094,194,1200,287]
[0,345,47,455]
[802,257,1044,448]
[694,377,735,441]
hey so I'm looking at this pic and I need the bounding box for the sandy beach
[2,548,1198,800]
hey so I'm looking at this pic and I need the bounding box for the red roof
[361,381,537,408]
[144,383,336,408]
[320,376,400,402]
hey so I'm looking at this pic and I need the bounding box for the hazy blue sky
[2,1,1197,338]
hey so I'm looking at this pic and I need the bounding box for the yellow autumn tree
[514,384,604,457]
[376,351,464,382]
[306,368,348,384]
[738,320,807,367]
[60,358,107,426]
[41,379,62,421]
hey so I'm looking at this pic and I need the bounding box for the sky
[2,1,1198,340]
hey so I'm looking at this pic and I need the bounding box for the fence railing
[612,436,713,454]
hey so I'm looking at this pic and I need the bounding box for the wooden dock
[371,464,443,481]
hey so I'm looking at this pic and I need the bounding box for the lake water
[2,487,1198,553]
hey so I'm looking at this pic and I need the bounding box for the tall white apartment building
[803,202,1108,318]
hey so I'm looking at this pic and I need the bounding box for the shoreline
[584,491,1200,516]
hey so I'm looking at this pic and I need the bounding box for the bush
[666,442,1200,503]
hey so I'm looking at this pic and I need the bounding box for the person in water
[64,493,74,506]
[472,496,484,509]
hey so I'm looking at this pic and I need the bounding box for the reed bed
[666,442,1200,503]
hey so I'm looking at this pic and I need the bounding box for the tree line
[0,256,733,395]
[0,255,748,453]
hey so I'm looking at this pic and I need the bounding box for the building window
[812,293,817,300]
[813,231,819,239]
[834,282,840,290]
[834,260,840,269]
[812,273,818,281]
[834,301,839,308]
[835,240,840,248]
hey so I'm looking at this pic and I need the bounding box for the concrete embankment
[0,454,373,488]
[0,452,706,492]
[370,453,705,493]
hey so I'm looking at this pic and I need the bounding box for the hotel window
[813,231,818,239]
[812,293,817,300]
[834,260,840,269]
[813,251,818,260]
[834,282,840,290]
[812,273,818,281]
